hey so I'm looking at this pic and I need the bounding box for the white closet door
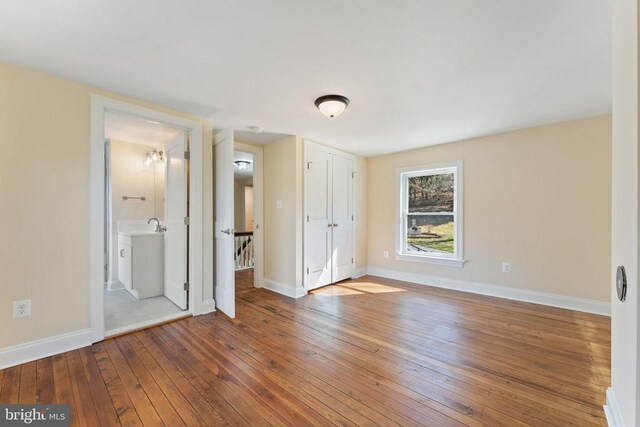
[306,148,333,291]
[331,154,354,283]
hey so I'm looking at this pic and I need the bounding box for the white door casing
[214,128,235,317]
[90,94,207,343]
[164,132,188,309]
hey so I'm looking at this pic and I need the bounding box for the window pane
[408,173,454,213]
[406,214,454,254]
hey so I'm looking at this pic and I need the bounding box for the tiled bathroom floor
[104,289,185,332]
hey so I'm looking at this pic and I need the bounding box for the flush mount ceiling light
[314,94,350,118]
[247,125,264,134]
[234,160,252,170]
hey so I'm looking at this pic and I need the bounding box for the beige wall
[263,136,301,291]
[355,156,368,272]
[367,115,612,303]
[244,186,254,231]
[0,61,213,349]
[233,181,254,233]
[154,148,165,221]
[610,0,639,423]
[234,180,246,232]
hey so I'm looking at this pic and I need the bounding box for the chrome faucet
[147,217,166,232]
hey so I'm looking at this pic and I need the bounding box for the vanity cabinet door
[118,242,132,291]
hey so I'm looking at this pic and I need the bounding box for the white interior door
[214,128,235,317]
[331,154,354,283]
[306,148,333,291]
[164,132,188,309]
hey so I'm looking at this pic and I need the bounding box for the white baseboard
[106,280,124,292]
[366,267,611,316]
[199,298,216,315]
[263,279,305,299]
[604,387,624,427]
[354,268,368,278]
[0,328,92,369]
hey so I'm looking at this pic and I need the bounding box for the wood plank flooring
[0,271,610,426]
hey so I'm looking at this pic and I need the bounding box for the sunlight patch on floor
[310,281,407,297]
[311,286,364,296]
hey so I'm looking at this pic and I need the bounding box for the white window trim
[395,161,466,268]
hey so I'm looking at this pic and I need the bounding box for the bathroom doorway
[102,111,190,336]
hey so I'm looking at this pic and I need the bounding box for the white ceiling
[0,1,614,156]
[105,111,182,147]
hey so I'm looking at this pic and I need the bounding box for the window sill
[395,253,466,268]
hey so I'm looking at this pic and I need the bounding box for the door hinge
[307,215,309,222]
[184,151,190,160]
[352,171,355,179]
[306,267,309,274]
[351,258,354,264]
[184,282,190,291]
[307,161,312,170]
[351,215,354,221]
[184,217,190,225]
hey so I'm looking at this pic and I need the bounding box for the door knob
[333,223,338,227]
[221,228,234,235]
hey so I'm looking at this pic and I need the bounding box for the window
[397,162,464,267]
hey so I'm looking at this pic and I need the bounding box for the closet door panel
[331,154,354,283]
[306,148,333,290]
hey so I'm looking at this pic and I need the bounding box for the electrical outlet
[383,251,389,259]
[13,299,31,318]
[502,262,511,273]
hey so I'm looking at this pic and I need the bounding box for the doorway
[102,112,190,336]
[89,95,208,343]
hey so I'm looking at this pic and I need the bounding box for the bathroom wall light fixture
[144,149,164,166]
[314,94,350,118]
[234,160,251,170]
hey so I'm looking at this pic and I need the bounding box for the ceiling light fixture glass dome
[314,94,350,118]
[234,160,251,170]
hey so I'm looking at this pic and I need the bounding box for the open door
[214,128,235,317]
[164,132,188,309]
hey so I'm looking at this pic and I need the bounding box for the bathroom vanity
[117,231,164,299]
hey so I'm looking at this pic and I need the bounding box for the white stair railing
[234,232,254,270]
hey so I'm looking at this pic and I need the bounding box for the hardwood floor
[235,268,255,293]
[0,274,610,426]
